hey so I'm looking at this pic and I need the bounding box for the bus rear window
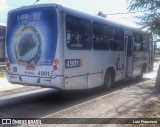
[66,15,92,50]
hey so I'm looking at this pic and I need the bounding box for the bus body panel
[6,4,154,90]
[90,51,124,82]
[62,12,92,89]
[133,51,148,76]
[63,50,92,89]
[63,10,125,90]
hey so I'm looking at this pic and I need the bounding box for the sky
[0,0,143,28]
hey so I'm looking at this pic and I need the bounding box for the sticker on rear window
[6,7,58,66]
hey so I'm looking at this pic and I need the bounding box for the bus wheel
[103,71,113,90]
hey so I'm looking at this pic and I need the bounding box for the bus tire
[103,70,114,90]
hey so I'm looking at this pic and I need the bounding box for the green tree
[128,0,160,35]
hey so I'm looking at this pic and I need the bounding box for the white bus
[5,4,154,90]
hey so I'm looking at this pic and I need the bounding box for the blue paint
[6,7,57,66]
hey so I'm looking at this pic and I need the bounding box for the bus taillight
[5,58,10,67]
[7,63,10,67]
[53,59,59,70]
[54,59,59,65]
[53,65,58,70]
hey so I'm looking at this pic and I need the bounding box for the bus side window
[142,34,149,52]
[110,26,124,51]
[127,37,133,56]
[66,15,92,50]
[93,22,110,50]
[134,32,142,51]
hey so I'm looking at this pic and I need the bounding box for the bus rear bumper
[6,72,64,89]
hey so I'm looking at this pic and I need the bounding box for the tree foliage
[128,0,160,35]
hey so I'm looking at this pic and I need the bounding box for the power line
[3,3,147,15]
[106,11,146,15]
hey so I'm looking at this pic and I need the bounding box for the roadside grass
[0,72,5,78]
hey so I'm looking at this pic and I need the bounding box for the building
[0,25,6,62]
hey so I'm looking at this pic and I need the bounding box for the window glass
[127,36,133,56]
[66,15,92,50]
[142,34,149,51]
[134,32,142,51]
[93,22,110,50]
[110,26,124,51]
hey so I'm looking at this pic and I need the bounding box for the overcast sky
[0,0,143,27]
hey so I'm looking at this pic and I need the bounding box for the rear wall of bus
[6,5,64,89]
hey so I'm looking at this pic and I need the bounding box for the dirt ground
[43,62,160,127]
[118,62,160,127]
[138,62,160,119]
[117,79,160,127]
[23,79,160,127]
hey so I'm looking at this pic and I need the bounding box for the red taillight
[53,59,59,71]
[53,65,58,70]
[6,62,10,67]
[5,58,10,67]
